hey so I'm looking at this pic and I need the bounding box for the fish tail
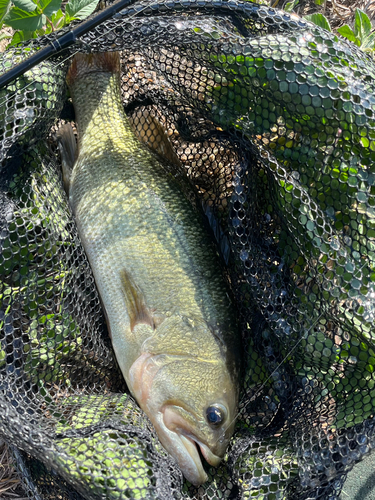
[66,52,121,86]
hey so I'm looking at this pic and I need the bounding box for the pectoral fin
[120,270,154,332]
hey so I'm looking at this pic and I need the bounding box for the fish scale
[62,51,241,486]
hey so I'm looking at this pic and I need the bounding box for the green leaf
[314,0,325,4]
[4,7,44,30]
[9,29,34,45]
[64,11,72,23]
[65,0,98,19]
[354,8,372,40]
[304,13,331,32]
[36,26,47,35]
[284,0,299,12]
[361,31,375,50]
[38,0,61,18]
[0,0,11,23]
[50,7,64,27]
[0,31,10,43]
[12,0,37,12]
[337,24,360,45]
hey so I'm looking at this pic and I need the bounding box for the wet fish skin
[64,52,241,486]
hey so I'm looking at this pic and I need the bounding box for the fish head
[158,373,238,482]
[128,315,239,486]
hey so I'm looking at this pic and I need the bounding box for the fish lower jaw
[179,434,208,486]
[152,411,208,486]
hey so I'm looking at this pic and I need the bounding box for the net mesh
[1,1,375,498]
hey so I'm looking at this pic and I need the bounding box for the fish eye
[206,405,227,426]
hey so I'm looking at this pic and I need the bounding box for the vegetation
[284,1,375,55]
[0,0,100,46]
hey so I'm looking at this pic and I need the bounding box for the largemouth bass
[61,52,241,486]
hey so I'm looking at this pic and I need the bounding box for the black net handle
[0,0,139,90]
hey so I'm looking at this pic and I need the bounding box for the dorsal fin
[120,269,154,332]
[56,123,77,195]
[131,108,181,167]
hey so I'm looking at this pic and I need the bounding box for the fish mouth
[157,406,223,486]
[165,430,223,487]
[152,412,207,486]
[180,433,223,468]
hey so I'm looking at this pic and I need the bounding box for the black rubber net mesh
[1,1,375,499]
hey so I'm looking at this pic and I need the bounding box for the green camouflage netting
[1,1,375,498]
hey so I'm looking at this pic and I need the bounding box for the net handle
[0,0,138,90]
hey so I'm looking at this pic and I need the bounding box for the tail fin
[66,52,121,86]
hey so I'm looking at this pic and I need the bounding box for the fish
[59,51,241,486]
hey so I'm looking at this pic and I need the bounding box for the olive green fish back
[1,1,375,499]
